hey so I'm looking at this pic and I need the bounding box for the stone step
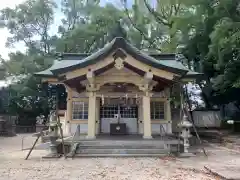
[76,148,169,154]
[78,140,176,146]
[169,144,179,152]
[71,153,169,157]
[77,144,167,149]
[67,138,181,157]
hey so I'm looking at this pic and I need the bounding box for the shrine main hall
[36,37,200,139]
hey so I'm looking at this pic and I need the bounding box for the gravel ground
[0,134,240,180]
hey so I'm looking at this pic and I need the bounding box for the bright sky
[0,1,27,87]
[0,1,28,60]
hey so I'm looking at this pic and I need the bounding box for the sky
[0,0,27,60]
[0,1,27,87]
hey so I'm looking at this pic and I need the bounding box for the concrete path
[205,165,240,180]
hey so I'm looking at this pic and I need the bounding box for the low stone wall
[171,109,222,133]
[15,125,36,133]
[192,110,221,128]
[0,115,17,136]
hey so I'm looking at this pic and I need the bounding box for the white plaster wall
[68,122,172,135]
[70,123,88,135]
[138,123,143,134]
[138,123,172,135]
[152,124,167,134]
[101,118,138,134]
[121,118,138,134]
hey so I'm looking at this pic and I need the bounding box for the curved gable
[51,37,187,76]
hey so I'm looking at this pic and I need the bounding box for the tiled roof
[35,37,202,78]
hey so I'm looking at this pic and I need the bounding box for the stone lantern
[47,110,59,156]
[178,114,193,155]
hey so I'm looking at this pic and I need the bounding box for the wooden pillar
[142,93,152,139]
[165,99,172,134]
[165,88,172,134]
[138,100,143,134]
[87,91,96,139]
[65,86,72,136]
[95,98,100,134]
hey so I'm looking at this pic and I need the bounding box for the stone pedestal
[49,136,58,154]
[42,135,61,158]
[42,111,61,158]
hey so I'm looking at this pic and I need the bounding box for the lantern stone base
[143,135,153,139]
[86,135,96,139]
[178,152,196,158]
[42,142,62,158]
[42,153,62,159]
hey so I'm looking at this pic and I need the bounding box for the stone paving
[0,134,240,180]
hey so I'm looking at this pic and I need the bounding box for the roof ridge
[49,37,188,75]
[57,53,91,56]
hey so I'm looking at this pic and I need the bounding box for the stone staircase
[67,138,180,157]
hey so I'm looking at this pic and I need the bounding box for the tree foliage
[1,0,240,123]
[183,0,240,110]
[0,0,57,54]
[57,3,126,53]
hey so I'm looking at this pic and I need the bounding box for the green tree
[127,0,195,52]
[0,0,57,123]
[57,1,126,53]
[0,0,129,122]
[183,0,240,109]
[0,0,57,54]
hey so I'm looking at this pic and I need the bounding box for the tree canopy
[0,0,239,123]
[182,0,240,109]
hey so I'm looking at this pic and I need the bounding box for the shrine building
[35,37,201,139]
